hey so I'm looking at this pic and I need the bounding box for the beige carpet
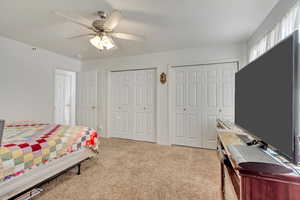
[36,138,220,200]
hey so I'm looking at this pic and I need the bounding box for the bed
[0,121,99,199]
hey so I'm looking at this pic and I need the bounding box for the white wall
[0,36,81,122]
[82,44,247,145]
[248,0,298,53]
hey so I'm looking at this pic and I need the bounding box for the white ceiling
[0,0,279,60]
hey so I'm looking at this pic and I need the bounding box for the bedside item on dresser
[227,145,280,166]
[0,120,4,146]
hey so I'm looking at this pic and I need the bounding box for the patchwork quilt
[0,122,99,182]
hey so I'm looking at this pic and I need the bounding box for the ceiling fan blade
[53,11,96,32]
[66,33,95,40]
[104,10,122,30]
[111,33,144,41]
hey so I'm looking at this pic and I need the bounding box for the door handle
[183,108,186,111]
[144,107,146,110]
[91,106,96,110]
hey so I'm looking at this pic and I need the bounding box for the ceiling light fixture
[55,10,144,53]
[89,34,115,50]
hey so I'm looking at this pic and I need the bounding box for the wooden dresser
[217,120,300,200]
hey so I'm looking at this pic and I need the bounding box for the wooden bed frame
[0,148,95,200]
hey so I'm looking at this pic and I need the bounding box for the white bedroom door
[109,69,156,142]
[171,63,236,149]
[133,70,156,142]
[77,70,98,129]
[54,70,76,125]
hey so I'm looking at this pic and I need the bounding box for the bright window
[249,3,299,62]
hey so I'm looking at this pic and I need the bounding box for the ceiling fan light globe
[89,35,115,50]
[101,35,115,50]
[89,35,104,50]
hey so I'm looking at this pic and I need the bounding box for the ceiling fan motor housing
[92,11,108,31]
[92,20,105,31]
[97,11,106,19]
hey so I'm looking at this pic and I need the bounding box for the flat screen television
[235,30,300,164]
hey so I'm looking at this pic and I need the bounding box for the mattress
[0,121,98,182]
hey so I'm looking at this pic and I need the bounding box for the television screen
[235,31,299,163]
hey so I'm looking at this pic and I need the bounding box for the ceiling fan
[54,10,144,51]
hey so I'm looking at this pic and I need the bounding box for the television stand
[217,120,300,200]
[239,162,293,174]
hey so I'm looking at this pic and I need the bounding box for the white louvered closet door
[172,63,236,149]
[77,71,98,130]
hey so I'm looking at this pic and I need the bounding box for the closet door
[185,70,203,147]
[133,70,156,142]
[202,66,220,149]
[110,69,156,142]
[219,64,236,122]
[173,69,202,147]
[173,70,186,145]
[110,71,133,139]
[202,63,236,149]
[172,63,236,149]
